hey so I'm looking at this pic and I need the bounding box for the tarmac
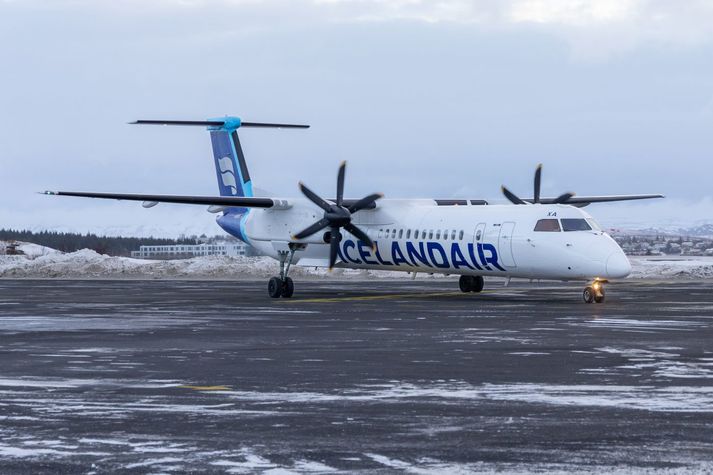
[0,278,712,473]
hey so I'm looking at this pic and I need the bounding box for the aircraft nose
[606,251,631,279]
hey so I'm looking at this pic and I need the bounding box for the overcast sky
[1,0,712,236]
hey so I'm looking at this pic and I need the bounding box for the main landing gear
[459,275,484,293]
[268,245,302,298]
[583,279,607,304]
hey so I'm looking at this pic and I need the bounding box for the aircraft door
[498,222,517,268]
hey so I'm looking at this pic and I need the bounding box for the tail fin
[132,117,309,197]
[210,125,252,197]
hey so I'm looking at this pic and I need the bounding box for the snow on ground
[1,242,713,279]
[1,241,60,258]
[0,245,413,280]
[628,256,713,279]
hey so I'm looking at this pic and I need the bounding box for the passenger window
[436,230,441,239]
[406,229,411,239]
[398,229,403,239]
[392,229,397,238]
[378,228,383,238]
[561,218,592,232]
[534,219,561,232]
[428,230,434,239]
[476,230,482,240]
[451,230,456,240]
[415,230,419,239]
[459,230,464,240]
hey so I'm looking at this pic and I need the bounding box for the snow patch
[629,256,713,279]
[0,248,435,280]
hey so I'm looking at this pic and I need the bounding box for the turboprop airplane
[44,117,663,303]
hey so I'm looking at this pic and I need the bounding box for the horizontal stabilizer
[131,119,309,129]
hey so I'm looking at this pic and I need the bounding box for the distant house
[131,241,249,259]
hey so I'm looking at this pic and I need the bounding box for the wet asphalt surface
[0,279,712,473]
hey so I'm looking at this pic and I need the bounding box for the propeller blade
[501,186,527,205]
[553,192,575,204]
[344,223,374,249]
[348,193,384,213]
[336,161,346,207]
[299,182,333,212]
[292,218,330,240]
[328,227,341,269]
[534,164,542,204]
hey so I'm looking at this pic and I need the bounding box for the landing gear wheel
[459,275,474,293]
[281,277,294,298]
[594,287,605,303]
[583,286,595,304]
[459,276,484,293]
[472,276,484,293]
[268,277,283,298]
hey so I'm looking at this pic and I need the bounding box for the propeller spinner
[292,162,383,269]
[501,164,575,205]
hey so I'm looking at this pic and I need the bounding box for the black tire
[459,275,474,293]
[472,276,484,293]
[268,277,283,298]
[583,286,595,304]
[594,287,605,303]
[281,277,294,298]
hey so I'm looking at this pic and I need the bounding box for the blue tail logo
[210,123,253,198]
[217,156,238,195]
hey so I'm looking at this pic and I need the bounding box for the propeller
[292,161,383,269]
[501,164,575,205]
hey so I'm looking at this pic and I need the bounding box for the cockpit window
[534,219,561,232]
[561,218,592,232]
[586,218,601,231]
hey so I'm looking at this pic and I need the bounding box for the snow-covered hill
[628,256,713,279]
[0,248,402,280]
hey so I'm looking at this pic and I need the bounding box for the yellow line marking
[286,291,492,303]
[180,385,230,391]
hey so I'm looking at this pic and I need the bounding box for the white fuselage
[235,199,631,281]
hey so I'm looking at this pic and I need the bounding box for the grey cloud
[0,0,711,235]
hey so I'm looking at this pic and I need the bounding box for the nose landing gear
[583,279,607,304]
[459,275,485,293]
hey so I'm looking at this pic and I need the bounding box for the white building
[131,242,249,259]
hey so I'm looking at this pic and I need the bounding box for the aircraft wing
[42,191,277,208]
[526,194,664,207]
[42,191,377,210]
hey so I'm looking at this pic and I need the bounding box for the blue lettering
[374,241,393,265]
[406,241,431,267]
[343,239,361,264]
[467,243,484,270]
[481,243,505,271]
[391,242,410,266]
[358,241,379,265]
[450,243,473,269]
[427,242,450,269]
[477,243,492,270]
